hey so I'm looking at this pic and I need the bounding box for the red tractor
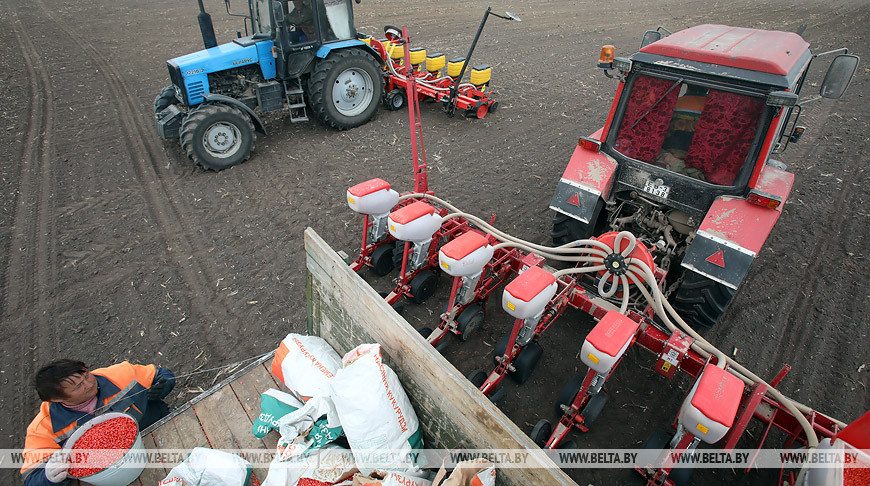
[549,24,858,329]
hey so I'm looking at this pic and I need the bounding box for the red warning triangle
[567,192,581,207]
[706,249,725,268]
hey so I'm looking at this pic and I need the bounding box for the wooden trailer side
[304,228,577,486]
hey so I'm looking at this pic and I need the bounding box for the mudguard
[549,129,616,224]
[315,40,384,64]
[200,93,268,134]
[681,164,794,289]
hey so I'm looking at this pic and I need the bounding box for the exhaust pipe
[197,0,218,49]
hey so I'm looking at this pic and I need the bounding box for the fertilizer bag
[161,448,253,486]
[329,344,424,474]
[271,333,342,402]
[252,388,304,438]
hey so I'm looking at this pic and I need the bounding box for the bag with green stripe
[328,343,424,474]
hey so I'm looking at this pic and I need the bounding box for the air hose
[398,192,845,472]
[384,51,476,93]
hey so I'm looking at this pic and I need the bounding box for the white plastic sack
[432,459,495,486]
[329,344,424,474]
[271,333,342,402]
[275,395,342,459]
[351,470,433,486]
[162,448,252,486]
[263,444,357,486]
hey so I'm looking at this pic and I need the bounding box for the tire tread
[179,103,256,171]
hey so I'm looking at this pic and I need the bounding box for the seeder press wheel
[494,331,543,384]
[530,419,552,447]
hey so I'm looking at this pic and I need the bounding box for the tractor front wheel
[154,85,178,117]
[309,49,383,130]
[671,270,737,330]
[180,103,255,171]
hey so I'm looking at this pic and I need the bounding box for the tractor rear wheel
[550,200,606,246]
[671,270,737,330]
[180,103,255,171]
[154,85,178,117]
[309,49,383,130]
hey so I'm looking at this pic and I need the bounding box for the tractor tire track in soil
[769,103,840,369]
[3,6,59,435]
[31,0,242,343]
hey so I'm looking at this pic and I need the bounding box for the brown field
[1,0,867,483]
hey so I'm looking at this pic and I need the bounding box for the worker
[656,84,708,180]
[287,0,316,43]
[20,359,175,485]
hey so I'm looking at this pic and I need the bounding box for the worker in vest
[656,83,708,180]
[20,359,175,485]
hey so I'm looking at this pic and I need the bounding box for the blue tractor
[154,0,384,170]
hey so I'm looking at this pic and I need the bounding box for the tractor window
[612,75,765,186]
[251,0,272,36]
[287,0,316,43]
[320,0,354,41]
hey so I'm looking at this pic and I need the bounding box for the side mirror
[641,31,662,48]
[820,54,859,99]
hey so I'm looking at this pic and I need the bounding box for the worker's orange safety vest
[20,361,158,480]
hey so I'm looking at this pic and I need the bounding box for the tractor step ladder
[284,78,308,123]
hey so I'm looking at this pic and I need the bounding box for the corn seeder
[359,8,519,119]
[343,24,864,486]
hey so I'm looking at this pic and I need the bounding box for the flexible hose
[406,193,614,254]
[395,192,845,455]
[385,57,475,92]
[622,260,821,481]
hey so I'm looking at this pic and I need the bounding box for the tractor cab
[549,24,857,330]
[249,0,360,77]
[249,0,357,46]
[595,24,857,219]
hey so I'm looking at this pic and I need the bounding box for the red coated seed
[297,478,333,486]
[844,465,870,486]
[68,416,138,477]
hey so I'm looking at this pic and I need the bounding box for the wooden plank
[137,433,168,485]
[229,363,282,452]
[304,228,577,486]
[193,386,271,481]
[146,408,208,470]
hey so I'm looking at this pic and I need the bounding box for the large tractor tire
[308,49,383,130]
[671,270,737,330]
[551,200,604,246]
[153,85,178,117]
[180,103,255,171]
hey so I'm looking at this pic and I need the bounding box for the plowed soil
[1,0,867,484]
